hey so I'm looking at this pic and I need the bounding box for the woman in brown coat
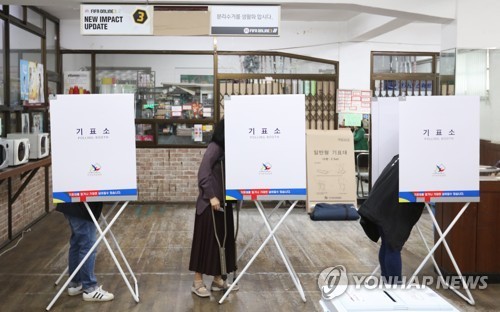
[189,119,237,297]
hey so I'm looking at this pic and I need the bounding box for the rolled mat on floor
[310,203,360,221]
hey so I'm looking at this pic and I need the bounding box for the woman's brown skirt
[189,203,237,276]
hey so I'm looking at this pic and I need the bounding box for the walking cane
[211,157,228,280]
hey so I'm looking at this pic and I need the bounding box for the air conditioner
[7,133,49,159]
[5,138,30,166]
[0,139,8,169]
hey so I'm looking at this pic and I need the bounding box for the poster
[399,96,480,203]
[28,62,44,104]
[32,112,44,133]
[21,113,30,134]
[64,71,91,94]
[50,94,137,203]
[20,60,29,100]
[225,94,306,200]
[306,130,356,212]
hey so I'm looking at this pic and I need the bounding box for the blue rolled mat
[310,203,359,221]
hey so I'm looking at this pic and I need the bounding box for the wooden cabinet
[435,180,500,276]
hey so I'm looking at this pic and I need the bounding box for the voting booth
[399,95,479,305]
[305,129,357,213]
[47,94,138,310]
[220,94,307,303]
[370,95,479,306]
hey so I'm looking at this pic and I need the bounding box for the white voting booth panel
[50,94,137,203]
[221,94,307,304]
[47,94,138,310]
[399,96,479,203]
[320,286,459,312]
[370,96,480,306]
[397,96,479,305]
[224,94,306,201]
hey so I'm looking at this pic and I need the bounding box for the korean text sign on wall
[210,5,280,36]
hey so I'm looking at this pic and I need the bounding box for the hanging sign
[225,94,306,200]
[50,94,138,203]
[80,4,153,35]
[398,96,480,203]
[210,5,280,36]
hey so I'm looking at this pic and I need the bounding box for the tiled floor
[0,203,497,311]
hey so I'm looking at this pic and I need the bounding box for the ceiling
[34,1,362,22]
[5,1,456,41]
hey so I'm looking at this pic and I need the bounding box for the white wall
[60,19,441,90]
[456,0,500,49]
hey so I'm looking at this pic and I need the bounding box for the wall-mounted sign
[210,5,280,36]
[336,89,371,113]
[81,4,153,35]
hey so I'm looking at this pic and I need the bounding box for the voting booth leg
[46,201,139,311]
[255,200,306,302]
[219,201,305,304]
[53,202,120,286]
[408,203,474,305]
[236,200,284,262]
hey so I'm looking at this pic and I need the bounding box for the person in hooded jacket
[358,155,424,284]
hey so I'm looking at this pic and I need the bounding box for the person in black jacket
[358,155,424,284]
[56,202,114,302]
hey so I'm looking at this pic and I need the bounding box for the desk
[435,180,500,278]
[0,157,51,248]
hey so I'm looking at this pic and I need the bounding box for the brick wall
[136,148,204,202]
[0,148,205,246]
[0,167,51,245]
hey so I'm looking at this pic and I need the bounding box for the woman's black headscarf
[211,118,225,149]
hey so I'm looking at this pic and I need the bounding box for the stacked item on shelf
[176,126,192,137]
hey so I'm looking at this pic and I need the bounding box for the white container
[5,138,30,166]
[0,138,8,169]
[7,133,49,159]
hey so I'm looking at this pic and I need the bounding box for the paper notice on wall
[193,124,203,142]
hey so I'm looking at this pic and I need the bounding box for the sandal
[191,281,210,298]
[211,279,239,292]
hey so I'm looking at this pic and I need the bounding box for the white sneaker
[82,285,114,302]
[67,284,83,296]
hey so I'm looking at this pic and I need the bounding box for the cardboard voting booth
[220,94,307,304]
[47,94,139,310]
[306,129,357,213]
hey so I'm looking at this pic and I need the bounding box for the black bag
[310,203,359,221]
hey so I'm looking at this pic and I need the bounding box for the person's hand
[210,197,221,211]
